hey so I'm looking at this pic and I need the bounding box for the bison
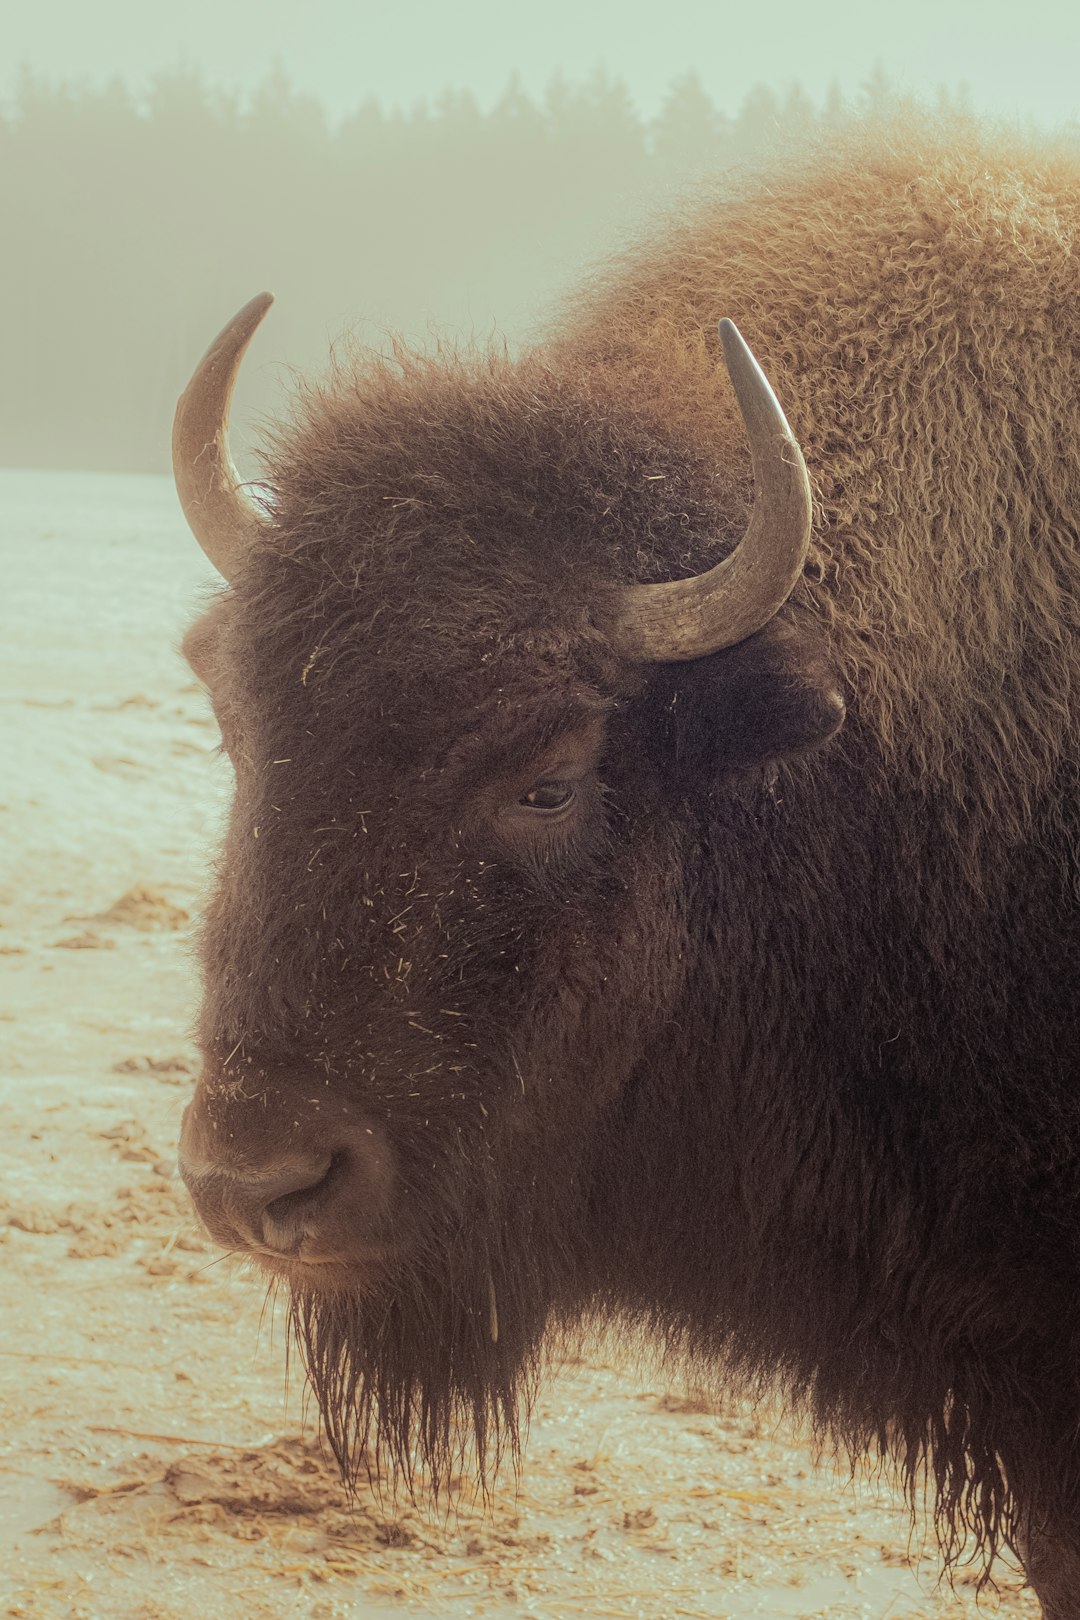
[172,125,1080,1615]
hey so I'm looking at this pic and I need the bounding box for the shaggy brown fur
[182,123,1080,1614]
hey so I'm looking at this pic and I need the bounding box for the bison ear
[645,619,845,782]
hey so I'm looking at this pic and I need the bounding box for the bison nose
[177,1149,336,1255]
[177,1095,398,1266]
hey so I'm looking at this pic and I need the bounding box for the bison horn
[613,320,813,662]
[172,292,275,581]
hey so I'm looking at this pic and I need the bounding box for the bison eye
[520,780,575,813]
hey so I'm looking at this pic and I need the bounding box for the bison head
[172,296,843,1487]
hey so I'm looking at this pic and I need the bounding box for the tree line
[1,66,981,473]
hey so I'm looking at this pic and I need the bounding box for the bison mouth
[249,1240,408,1294]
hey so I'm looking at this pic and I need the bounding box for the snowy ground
[0,468,1041,1619]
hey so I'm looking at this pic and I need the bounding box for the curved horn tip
[172,292,277,583]
[717,318,748,370]
[198,291,276,366]
[611,321,812,663]
[236,289,276,329]
[717,318,796,440]
[717,317,755,363]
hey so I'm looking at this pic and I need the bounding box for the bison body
[175,127,1080,1613]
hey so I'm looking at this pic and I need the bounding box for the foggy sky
[8,0,1080,128]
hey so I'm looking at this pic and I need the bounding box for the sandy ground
[0,467,1043,1620]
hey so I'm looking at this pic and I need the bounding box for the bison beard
[291,1218,527,1490]
[288,1172,557,1495]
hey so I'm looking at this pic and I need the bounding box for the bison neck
[583,744,1080,1443]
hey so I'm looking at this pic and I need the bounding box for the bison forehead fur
[178,124,1080,1606]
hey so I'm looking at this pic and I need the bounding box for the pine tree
[652,71,729,173]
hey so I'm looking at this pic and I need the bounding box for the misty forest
[1,64,992,474]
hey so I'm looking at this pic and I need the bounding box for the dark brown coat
[179,125,1080,1611]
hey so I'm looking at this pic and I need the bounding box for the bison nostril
[178,1151,335,1252]
[262,1155,337,1225]
[178,1116,396,1263]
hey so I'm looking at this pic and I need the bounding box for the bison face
[177,577,841,1485]
[178,588,688,1482]
[173,301,843,1484]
